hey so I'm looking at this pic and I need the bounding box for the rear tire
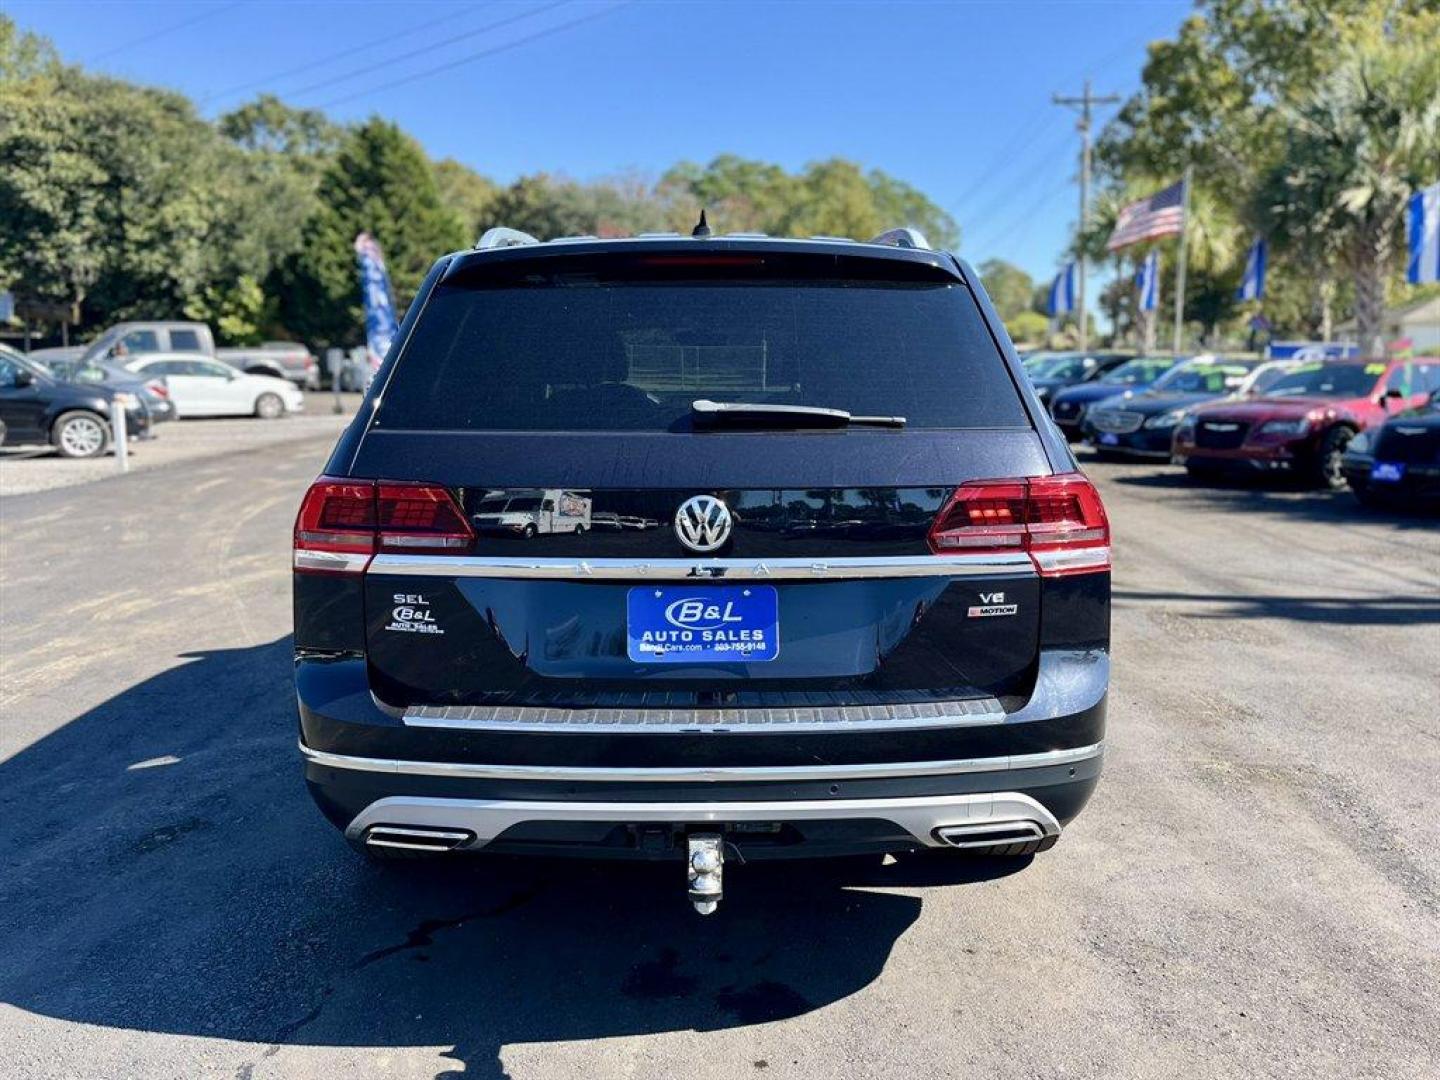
[522,523,537,539]
[1313,426,1354,489]
[53,411,111,459]
[254,392,284,420]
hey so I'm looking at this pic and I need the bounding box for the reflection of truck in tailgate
[471,489,592,537]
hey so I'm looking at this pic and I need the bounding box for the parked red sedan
[1173,358,1440,488]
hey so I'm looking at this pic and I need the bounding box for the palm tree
[1273,34,1440,354]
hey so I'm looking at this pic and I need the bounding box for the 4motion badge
[967,591,1018,618]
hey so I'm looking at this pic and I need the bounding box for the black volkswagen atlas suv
[293,225,1111,913]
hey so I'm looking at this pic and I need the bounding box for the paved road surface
[0,392,352,497]
[1,431,1436,1080]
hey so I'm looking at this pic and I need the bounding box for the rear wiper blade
[690,399,906,429]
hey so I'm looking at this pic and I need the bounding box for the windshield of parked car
[1262,362,1380,398]
[1100,358,1174,386]
[1025,355,1094,380]
[379,264,1028,432]
[1151,362,1250,394]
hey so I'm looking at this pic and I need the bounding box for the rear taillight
[146,380,169,399]
[376,483,472,551]
[293,477,473,573]
[927,473,1110,576]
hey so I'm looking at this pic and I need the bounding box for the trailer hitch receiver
[687,833,724,914]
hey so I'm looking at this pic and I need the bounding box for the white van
[471,489,592,538]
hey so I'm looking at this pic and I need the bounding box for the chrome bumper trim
[343,791,1064,849]
[300,740,1103,783]
[366,552,1034,581]
[402,694,1008,734]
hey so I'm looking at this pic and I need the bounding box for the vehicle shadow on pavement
[0,637,1028,1079]
[1112,588,1440,626]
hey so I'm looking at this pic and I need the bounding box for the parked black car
[1048,355,1182,440]
[38,357,176,427]
[0,345,151,457]
[1341,389,1440,508]
[1081,358,1258,458]
[1025,351,1134,410]
[293,227,1112,913]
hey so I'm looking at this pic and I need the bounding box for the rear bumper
[304,742,1101,859]
[297,648,1107,857]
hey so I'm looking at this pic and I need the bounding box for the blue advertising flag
[1135,251,1159,312]
[1048,262,1076,316]
[1407,182,1440,285]
[354,232,399,366]
[1237,237,1267,301]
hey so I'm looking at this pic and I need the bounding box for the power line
[314,2,632,109]
[198,2,486,107]
[87,1,244,65]
[1053,80,1121,351]
[289,1,568,103]
[959,126,1077,245]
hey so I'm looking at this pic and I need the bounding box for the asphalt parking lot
[0,392,352,497]
[1,429,1436,1080]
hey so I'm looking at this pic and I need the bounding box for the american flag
[1106,180,1186,252]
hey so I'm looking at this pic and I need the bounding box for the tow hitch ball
[687,833,724,915]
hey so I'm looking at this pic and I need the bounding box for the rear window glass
[377,274,1026,432]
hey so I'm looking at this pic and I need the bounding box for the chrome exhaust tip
[933,820,1048,850]
[364,825,475,852]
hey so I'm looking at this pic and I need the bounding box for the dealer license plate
[627,585,779,663]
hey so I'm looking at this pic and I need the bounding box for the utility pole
[1053,79,1120,353]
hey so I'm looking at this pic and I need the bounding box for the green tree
[1269,30,1440,354]
[978,259,1035,322]
[433,158,499,243]
[280,118,466,347]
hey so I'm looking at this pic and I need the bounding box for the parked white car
[118,353,304,419]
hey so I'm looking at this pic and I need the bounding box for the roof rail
[476,227,540,250]
[869,227,931,250]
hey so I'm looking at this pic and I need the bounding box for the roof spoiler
[476,224,934,252]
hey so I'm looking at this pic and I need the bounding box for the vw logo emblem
[674,495,732,553]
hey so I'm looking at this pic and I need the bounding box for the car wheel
[1314,426,1354,490]
[573,524,587,536]
[255,392,284,420]
[53,411,111,459]
[522,523,538,539]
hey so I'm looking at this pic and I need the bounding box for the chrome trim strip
[343,791,1062,849]
[367,552,1034,580]
[401,695,1008,734]
[300,740,1103,783]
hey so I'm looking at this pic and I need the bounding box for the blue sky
[11,0,1192,311]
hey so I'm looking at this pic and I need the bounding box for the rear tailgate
[319,243,1070,722]
[352,433,1051,712]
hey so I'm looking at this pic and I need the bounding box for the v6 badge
[967,591,1018,618]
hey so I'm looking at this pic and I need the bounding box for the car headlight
[1258,418,1309,436]
[1144,409,1187,429]
[113,392,139,408]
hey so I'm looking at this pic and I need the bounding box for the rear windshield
[376,274,1026,432]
